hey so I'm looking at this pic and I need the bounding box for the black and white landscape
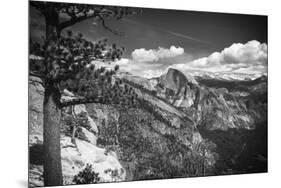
[29,1,268,187]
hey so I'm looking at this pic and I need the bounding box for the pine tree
[29,1,139,186]
[73,164,101,184]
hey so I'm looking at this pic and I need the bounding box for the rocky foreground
[29,68,267,187]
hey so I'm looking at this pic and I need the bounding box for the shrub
[73,164,101,184]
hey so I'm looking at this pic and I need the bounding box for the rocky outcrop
[84,97,206,180]
[29,66,267,186]
[61,136,125,184]
[122,68,267,131]
[29,76,44,145]
[120,68,267,175]
[153,68,199,108]
[29,76,126,187]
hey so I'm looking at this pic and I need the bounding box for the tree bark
[42,9,64,186]
[45,9,60,40]
[71,125,77,145]
[71,106,77,145]
[43,86,63,186]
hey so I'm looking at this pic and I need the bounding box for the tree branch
[60,93,136,108]
[59,9,122,35]
[60,95,107,108]
[59,12,98,31]
[96,15,123,36]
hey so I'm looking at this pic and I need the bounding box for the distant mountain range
[29,67,267,186]
[119,67,267,173]
[186,70,266,81]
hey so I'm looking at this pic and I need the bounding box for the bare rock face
[159,68,198,89]
[61,136,125,184]
[72,104,99,145]
[28,77,126,187]
[156,68,199,108]
[29,76,44,146]
[122,68,266,131]
[85,74,213,180]
[196,87,255,131]
[119,68,267,175]
[195,76,267,131]
[29,67,267,186]
[29,77,45,187]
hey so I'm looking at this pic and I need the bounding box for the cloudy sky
[30,3,268,79]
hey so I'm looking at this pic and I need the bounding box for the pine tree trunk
[43,86,63,186]
[71,125,77,145]
[71,106,77,145]
[45,9,60,41]
[42,10,63,185]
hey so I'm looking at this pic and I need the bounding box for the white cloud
[115,40,267,79]
[131,45,184,62]
[171,40,268,75]
[115,58,162,78]
[219,40,267,65]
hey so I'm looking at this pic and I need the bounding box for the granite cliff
[29,68,267,186]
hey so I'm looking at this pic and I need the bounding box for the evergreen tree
[73,164,101,184]
[29,1,138,186]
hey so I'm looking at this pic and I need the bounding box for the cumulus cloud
[115,40,267,79]
[115,58,163,78]
[131,45,184,62]
[187,41,266,67]
[171,40,268,75]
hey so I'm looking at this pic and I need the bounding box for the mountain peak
[159,68,197,91]
[168,68,198,83]
[167,67,182,74]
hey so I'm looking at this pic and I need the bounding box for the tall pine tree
[29,1,138,186]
